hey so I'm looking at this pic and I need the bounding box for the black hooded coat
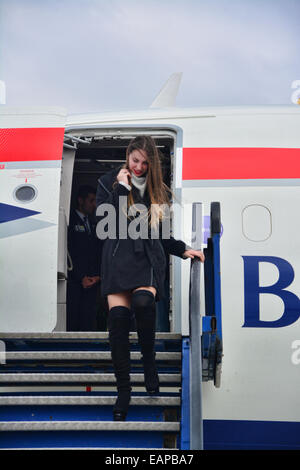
[96,165,189,302]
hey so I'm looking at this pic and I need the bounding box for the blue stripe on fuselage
[0,203,40,223]
[204,419,300,449]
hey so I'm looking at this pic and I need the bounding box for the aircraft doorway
[62,130,175,333]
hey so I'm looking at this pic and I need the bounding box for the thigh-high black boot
[108,305,132,420]
[131,289,159,395]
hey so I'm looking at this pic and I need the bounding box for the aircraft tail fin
[150,72,182,108]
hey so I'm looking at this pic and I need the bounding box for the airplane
[0,72,300,450]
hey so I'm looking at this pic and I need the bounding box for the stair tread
[0,420,180,431]
[0,372,181,382]
[0,332,182,340]
[4,351,181,360]
[0,395,181,405]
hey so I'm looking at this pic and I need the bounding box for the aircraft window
[242,204,272,241]
[14,184,37,203]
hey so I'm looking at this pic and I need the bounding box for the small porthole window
[14,184,37,203]
[242,204,272,241]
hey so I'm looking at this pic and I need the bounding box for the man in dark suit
[67,185,102,331]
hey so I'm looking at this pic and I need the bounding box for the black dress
[96,166,188,302]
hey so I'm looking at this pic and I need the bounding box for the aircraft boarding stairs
[0,202,222,450]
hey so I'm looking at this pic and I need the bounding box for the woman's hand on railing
[183,249,205,262]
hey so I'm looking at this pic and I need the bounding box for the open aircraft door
[0,107,67,332]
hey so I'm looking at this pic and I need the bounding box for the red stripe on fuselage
[0,128,65,162]
[182,148,300,180]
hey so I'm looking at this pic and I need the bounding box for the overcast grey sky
[0,0,299,113]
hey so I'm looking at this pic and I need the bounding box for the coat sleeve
[67,227,87,282]
[96,176,130,209]
[68,254,86,282]
[161,235,190,259]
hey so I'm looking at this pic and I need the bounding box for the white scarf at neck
[130,171,147,198]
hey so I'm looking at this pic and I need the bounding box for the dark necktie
[83,215,91,235]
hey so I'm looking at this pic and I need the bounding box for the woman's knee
[133,286,156,297]
[131,288,155,312]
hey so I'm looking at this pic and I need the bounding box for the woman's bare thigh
[107,291,132,310]
[107,286,157,310]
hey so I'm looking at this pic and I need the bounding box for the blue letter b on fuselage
[242,256,300,328]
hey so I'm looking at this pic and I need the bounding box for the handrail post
[188,202,203,450]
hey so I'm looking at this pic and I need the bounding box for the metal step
[0,332,182,340]
[0,395,181,406]
[0,421,180,431]
[4,351,181,361]
[0,373,181,383]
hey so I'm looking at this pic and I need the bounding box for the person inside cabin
[95,135,205,421]
[67,185,103,331]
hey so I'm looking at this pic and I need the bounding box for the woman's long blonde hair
[113,136,175,230]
